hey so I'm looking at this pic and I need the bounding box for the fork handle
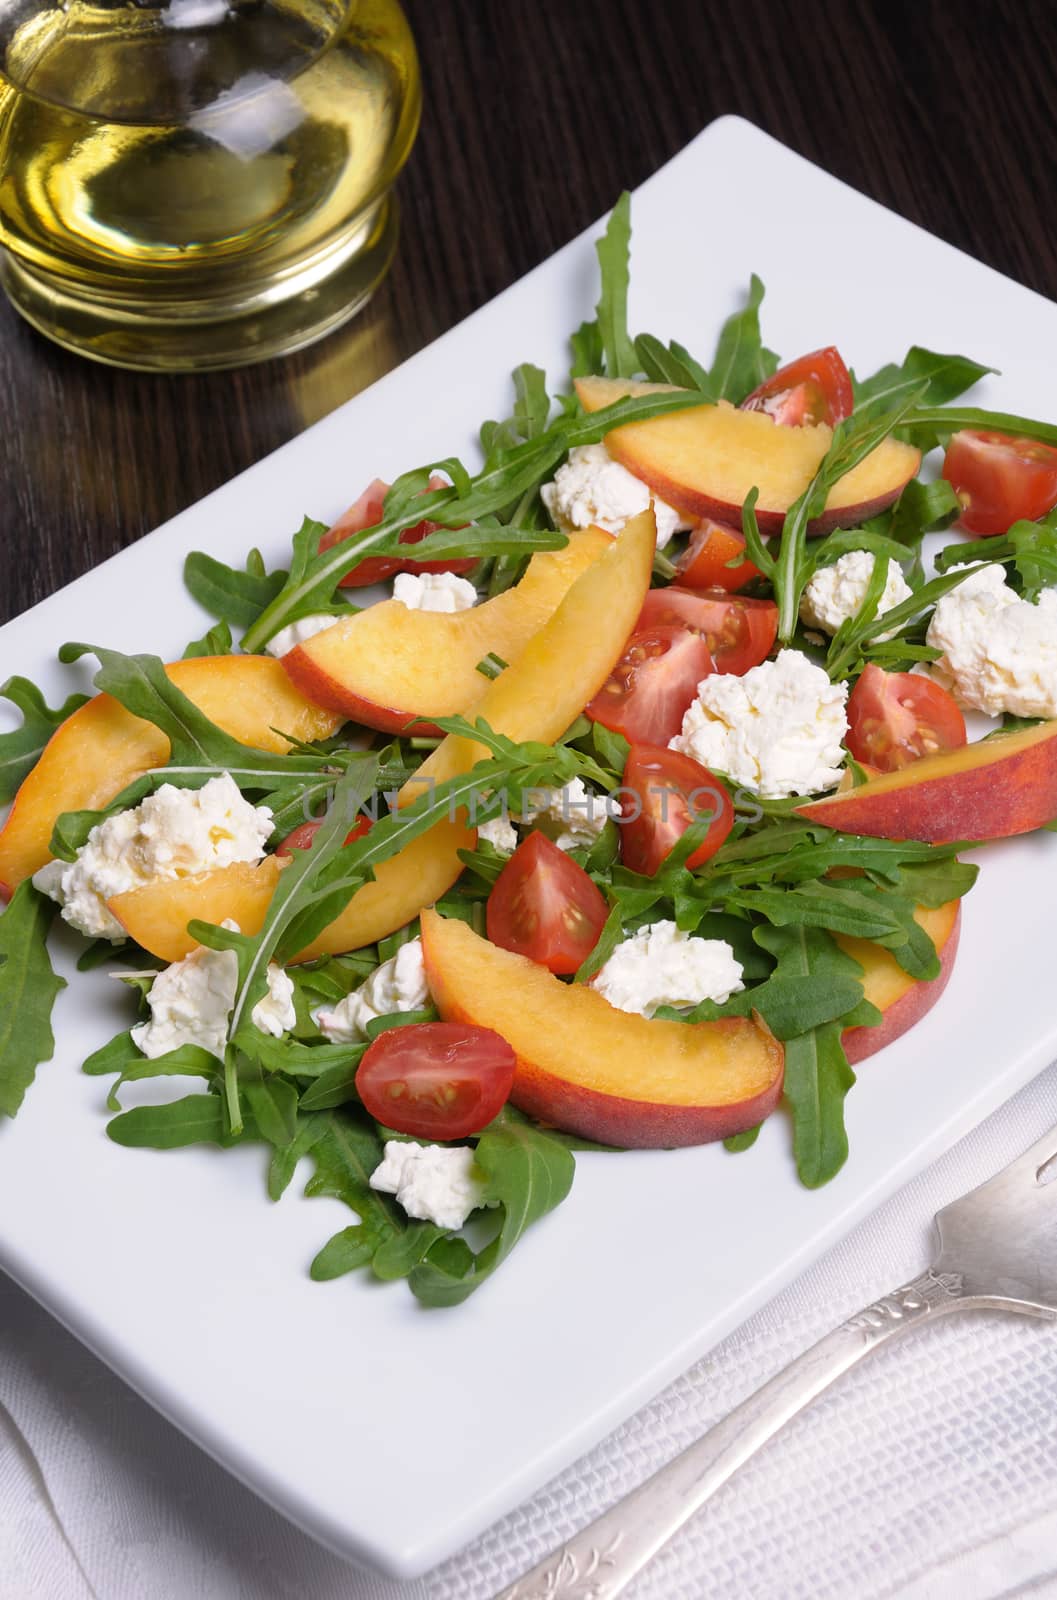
[495,1267,968,1600]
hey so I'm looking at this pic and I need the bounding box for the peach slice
[575,376,921,537]
[400,509,655,793]
[282,527,613,734]
[838,900,961,1065]
[107,516,656,961]
[420,908,784,1148]
[110,858,284,964]
[0,656,343,895]
[797,721,1057,841]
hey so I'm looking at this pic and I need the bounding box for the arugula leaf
[107,1094,230,1148]
[900,405,1057,452]
[408,1120,575,1307]
[511,363,551,441]
[707,275,779,404]
[888,477,961,546]
[574,899,624,984]
[55,642,335,798]
[810,527,919,570]
[235,1031,363,1079]
[181,619,234,659]
[594,192,638,379]
[755,924,861,1188]
[242,1075,299,1150]
[892,857,978,908]
[371,1223,450,1281]
[825,563,982,680]
[773,386,926,644]
[685,970,871,1039]
[853,347,994,413]
[306,1110,407,1278]
[570,319,604,379]
[268,1114,328,1200]
[739,488,776,578]
[480,363,553,454]
[183,549,288,633]
[0,677,89,803]
[92,1040,218,1114]
[934,508,1057,600]
[731,881,909,941]
[783,1024,856,1189]
[825,550,891,669]
[1001,513,1057,601]
[0,884,66,1119]
[364,1006,438,1039]
[298,1061,363,1111]
[634,334,714,394]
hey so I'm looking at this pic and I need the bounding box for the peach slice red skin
[420,908,784,1150]
[797,721,1057,842]
[574,376,921,537]
[280,527,614,735]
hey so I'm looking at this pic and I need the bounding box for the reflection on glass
[0,0,421,369]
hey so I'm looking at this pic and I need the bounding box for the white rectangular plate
[2,116,1056,1580]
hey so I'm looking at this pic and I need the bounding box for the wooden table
[2,0,1054,628]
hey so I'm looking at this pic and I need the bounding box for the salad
[4,193,1057,1308]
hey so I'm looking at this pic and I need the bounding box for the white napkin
[5,1067,1057,1600]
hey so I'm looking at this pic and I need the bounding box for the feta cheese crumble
[392,571,478,613]
[925,563,1057,717]
[520,777,615,852]
[251,964,297,1038]
[540,443,691,548]
[131,943,238,1059]
[32,773,273,941]
[670,649,849,799]
[264,613,339,658]
[476,813,519,853]
[799,551,912,641]
[317,937,431,1043]
[369,1140,493,1230]
[131,938,295,1060]
[592,920,744,1019]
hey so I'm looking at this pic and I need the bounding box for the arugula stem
[904,405,1057,448]
[224,1052,243,1138]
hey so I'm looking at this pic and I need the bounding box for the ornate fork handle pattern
[496,1269,968,1600]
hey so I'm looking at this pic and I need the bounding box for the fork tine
[996,1122,1057,1185]
[934,1120,1057,1314]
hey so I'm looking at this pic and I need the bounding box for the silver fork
[496,1126,1057,1600]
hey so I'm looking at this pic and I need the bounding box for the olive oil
[0,0,420,369]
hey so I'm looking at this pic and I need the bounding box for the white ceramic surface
[1,115,1055,1581]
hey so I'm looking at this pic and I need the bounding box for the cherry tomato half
[318,475,476,588]
[487,830,608,975]
[620,744,734,876]
[845,664,967,774]
[741,347,853,428]
[675,519,763,592]
[356,1021,516,1140]
[638,587,778,675]
[275,814,372,859]
[942,430,1057,537]
[586,624,714,745]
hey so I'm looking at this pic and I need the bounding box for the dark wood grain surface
[2,0,1055,628]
